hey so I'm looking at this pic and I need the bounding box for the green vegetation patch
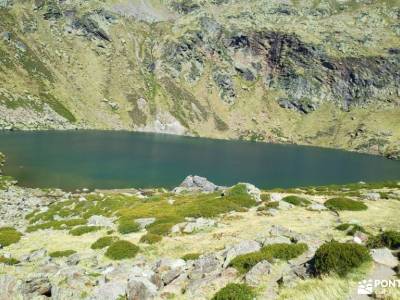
[230,243,308,274]
[27,218,87,232]
[26,184,255,238]
[282,195,311,206]
[120,184,256,236]
[0,227,22,247]
[105,240,140,260]
[336,223,367,236]
[0,255,20,265]
[69,226,102,236]
[91,236,119,249]
[39,92,76,123]
[212,283,256,300]
[182,253,201,261]
[367,231,400,250]
[139,233,162,244]
[260,194,271,202]
[49,250,76,258]
[324,197,368,211]
[117,218,141,234]
[313,241,371,277]
[0,175,14,190]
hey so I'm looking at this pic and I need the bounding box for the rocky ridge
[0,0,399,158]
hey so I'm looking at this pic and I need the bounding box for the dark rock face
[73,11,114,42]
[226,31,400,112]
[170,0,201,14]
[163,20,399,111]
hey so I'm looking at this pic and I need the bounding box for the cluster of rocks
[0,185,68,229]
[0,223,324,299]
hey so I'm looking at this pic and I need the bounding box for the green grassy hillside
[0,0,399,158]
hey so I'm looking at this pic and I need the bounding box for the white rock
[278,200,294,210]
[270,193,283,202]
[223,240,261,268]
[371,248,398,268]
[245,261,272,286]
[363,192,381,201]
[127,276,158,300]
[135,218,156,229]
[307,203,327,211]
[241,183,261,202]
[88,215,114,227]
[90,281,126,300]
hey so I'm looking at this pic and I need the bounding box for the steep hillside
[0,0,399,158]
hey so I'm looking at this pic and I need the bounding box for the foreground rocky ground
[1,164,400,299]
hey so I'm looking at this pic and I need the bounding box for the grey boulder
[173,175,220,193]
[371,248,398,268]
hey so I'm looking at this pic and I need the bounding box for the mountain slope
[0,0,399,158]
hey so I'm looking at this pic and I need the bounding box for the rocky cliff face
[0,0,399,158]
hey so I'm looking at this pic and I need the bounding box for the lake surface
[0,131,399,190]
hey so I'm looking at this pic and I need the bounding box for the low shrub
[212,283,255,300]
[282,196,311,207]
[324,198,367,211]
[91,236,119,249]
[229,251,267,274]
[69,226,101,236]
[367,231,400,250]
[0,227,22,247]
[27,218,87,232]
[265,202,279,209]
[261,194,271,202]
[147,222,175,236]
[230,243,308,274]
[105,240,139,260]
[182,253,201,261]
[117,218,140,234]
[139,233,162,244]
[49,250,76,258]
[313,241,371,277]
[0,255,20,265]
[336,223,367,236]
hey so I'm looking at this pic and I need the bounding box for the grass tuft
[212,283,256,300]
[367,230,400,250]
[91,236,119,249]
[117,218,141,234]
[49,250,76,258]
[230,243,308,274]
[324,198,367,211]
[0,255,20,265]
[139,233,162,244]
[182,253,201,261]
[69,226,102,236]
[335,223,367,236]
[313,241,371,277]
[105,240,140,260]
[0,227,22,247]
[282,195,311,207]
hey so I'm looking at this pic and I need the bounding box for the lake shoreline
[0,131,399,191]
[0,128,398,161]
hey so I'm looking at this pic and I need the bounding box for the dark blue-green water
[0,131,399,190]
